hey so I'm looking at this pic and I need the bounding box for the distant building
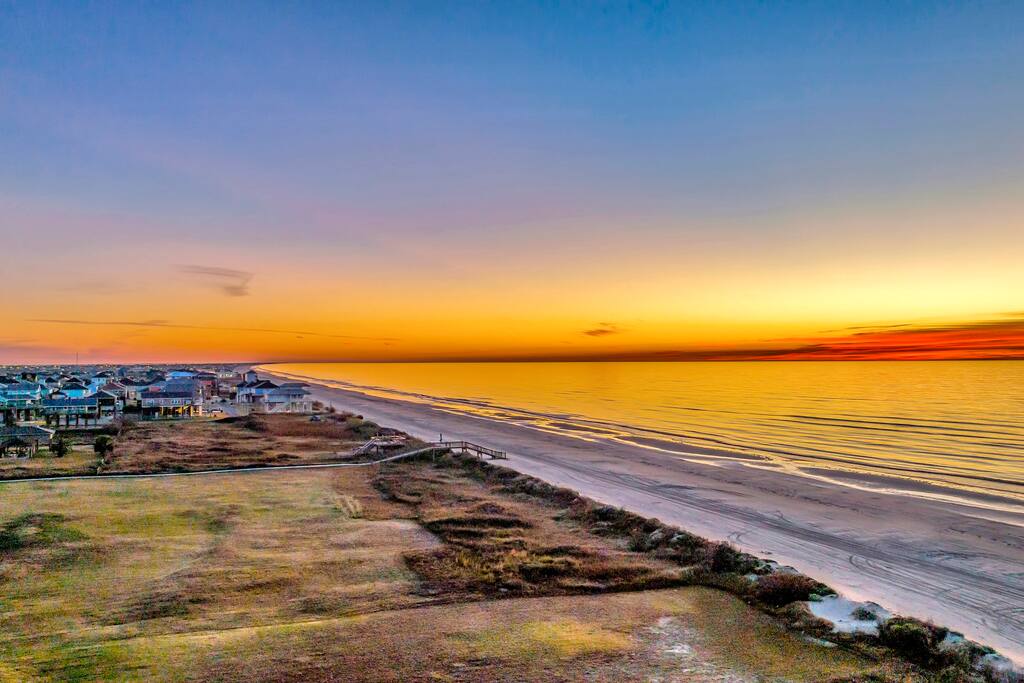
[236,377,280,404]
[93,390,122,418]
[59,382,91,399]
[99,381,127,400]
[235,374,312,413]
[261,384,313,413]
[41,397,101,427]
[1,381,42,403]
[140,390,202,418]
[192,372,219,398]
[120,378,155,406]
[0,381,43,422]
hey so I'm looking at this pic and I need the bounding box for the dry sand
[266,371,1024,664]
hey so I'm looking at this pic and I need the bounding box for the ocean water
[266,361,1024,503]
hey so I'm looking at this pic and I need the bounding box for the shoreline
[262,366,1024,664]
[261,367,1024,511]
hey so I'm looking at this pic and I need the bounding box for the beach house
[261,384,314,413]
[0,380,43,423]
[234,372,312,413]
[139,389,202,418]
[42,397,101,427]
[236,376,280,404]
[59,382,91,399]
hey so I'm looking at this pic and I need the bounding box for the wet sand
[266,371,1024,663]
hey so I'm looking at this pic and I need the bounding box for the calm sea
[266,361,1024,503]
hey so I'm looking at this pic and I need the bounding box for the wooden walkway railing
[355,437,507,460]
[430,440,507,460]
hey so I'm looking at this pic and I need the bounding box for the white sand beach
[265,371,1024,663]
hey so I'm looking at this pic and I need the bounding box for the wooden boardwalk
[430,440,507,460]
[355,437,507,460]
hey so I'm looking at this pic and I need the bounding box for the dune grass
[101,414,381,474]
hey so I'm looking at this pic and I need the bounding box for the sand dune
[267,372,1024,664]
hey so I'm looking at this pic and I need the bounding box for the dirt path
[270,371,1024,664]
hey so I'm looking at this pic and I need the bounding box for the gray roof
[141,390,195,399]
[0,425,54,439]
[269,386,310,397]
[1,382,40,392]
[240,380,279,390]
[8,427,50,436]
[42,397,99,408]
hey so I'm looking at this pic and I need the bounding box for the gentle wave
[263,361,1024,506]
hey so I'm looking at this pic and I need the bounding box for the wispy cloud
[54,279,134,295]
[425,315,1024,362]
[583,322,622,337]
[27,319,399,343]
[0,338,77,364]
[177,265,253,297]
[697,316,1024,361]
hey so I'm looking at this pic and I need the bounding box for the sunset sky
[2,2,1023,364]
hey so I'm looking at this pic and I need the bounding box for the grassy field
[0,437,902,682]
[0,448,99,479]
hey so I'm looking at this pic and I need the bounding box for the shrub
[701,541,745,573]
[346,417,380,439]
[49,436,71,457]
[627,530,652,552]
[933,666,973,683]
[753,573,821,607]
[878,617,943,666]
[240,415,268,432]
[851,606,879,621]
[519,556,579,581]
[94,435,115,456]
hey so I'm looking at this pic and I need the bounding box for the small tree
[94,435,115,457]
[49,436,71,458]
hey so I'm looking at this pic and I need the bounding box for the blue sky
[1,2,1023,362]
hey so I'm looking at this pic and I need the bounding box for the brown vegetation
[384,452,1017,682]
[374,465,688,599]
[101,413,395,474]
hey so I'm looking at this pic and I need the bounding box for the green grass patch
[0,513,86,552]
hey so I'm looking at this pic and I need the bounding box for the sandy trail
[267,371,1024,663]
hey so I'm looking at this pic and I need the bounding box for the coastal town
[0,366,313,457]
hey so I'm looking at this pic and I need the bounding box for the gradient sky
[1,1,1023,364]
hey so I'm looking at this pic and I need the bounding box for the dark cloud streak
[177,265,253,297]
[27,319,399,343]
[583,322,622,337]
